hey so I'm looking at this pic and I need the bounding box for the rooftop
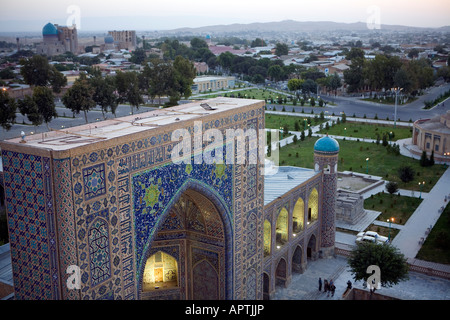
[0,98,262,153]
[264,165,320,206]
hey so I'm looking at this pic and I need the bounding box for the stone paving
[272,255,450,300]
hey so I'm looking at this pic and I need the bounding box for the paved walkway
[392,166,450,258]
[272,255,450,300]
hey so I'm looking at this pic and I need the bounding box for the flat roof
[1,98,262,152]
[264,166,320,206]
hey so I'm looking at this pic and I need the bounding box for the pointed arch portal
[138,180,232,300]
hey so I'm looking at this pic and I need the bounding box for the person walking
[324,279,329,296]
[330,283,336,297]
[318,277,322,292]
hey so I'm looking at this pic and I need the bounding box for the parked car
[355,231,389,244]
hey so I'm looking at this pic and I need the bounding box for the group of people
[318,277,336,297]
[318,278,353,298]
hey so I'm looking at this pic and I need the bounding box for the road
[268,82,450,122]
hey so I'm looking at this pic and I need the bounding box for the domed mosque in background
[42,23,58,40]
[104,35,116,51]
[37,22,79,56]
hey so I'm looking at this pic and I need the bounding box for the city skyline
[1,0,450,33]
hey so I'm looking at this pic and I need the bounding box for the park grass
[317,121,412,141]
[416,202,450,264]
[277,136,446,192]
[363,192,423,225]
[265,113,327,131]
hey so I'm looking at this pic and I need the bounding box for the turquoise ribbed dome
[314,135,339,153]
[104,35,114,44]
[43,23,58,36]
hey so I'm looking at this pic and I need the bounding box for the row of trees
[1,53,196,130]
[343,48,435,94]
[62,55,196,122]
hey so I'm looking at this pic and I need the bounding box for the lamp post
[392,87,403,128]
[419,181,425,199]
[387,217,394,241]
[366,157,369,174]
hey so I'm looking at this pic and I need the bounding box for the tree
[348,242,409,293]
[32,86,57,129]
[329,72,342,96]
[20,55,52,87]
[90,74,118,119]
[129,48,147,65]
[251,38,266,47]
[18,95,42,128]
[49,66,67,93]
[301,79,317,94]
[144,58,174,105]
[172,55,196,101]
[0,89,17,131]
[344,56,365,93]
[267,65,283,81]
[115,71,143,114]
[275,43,289,56]
[398,165,415,183]
[386,181,399,194]
[20,55,66,92]
[62,74,96,123]
[287,78,304,92]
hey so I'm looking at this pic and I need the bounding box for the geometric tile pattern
[88,217,111,286]
[83,163,106,201]
[1,150,53,300]
[2,101,271,300]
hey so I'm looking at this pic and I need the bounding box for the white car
[356,231,389,244]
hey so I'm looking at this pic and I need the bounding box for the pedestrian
[318,277,322,291]
[331,283,336,297]
[328,279,333,297]
[324,279,329,294]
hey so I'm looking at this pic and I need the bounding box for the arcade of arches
[141,189,227,300]
[262,187,320,299]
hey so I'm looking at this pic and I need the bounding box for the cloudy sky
[1,0,449,32]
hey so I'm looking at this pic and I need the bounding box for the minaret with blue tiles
[313,135,339,258]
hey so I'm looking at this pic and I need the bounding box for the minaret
[313,134,339,258]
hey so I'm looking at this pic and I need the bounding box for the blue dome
[314,135,339,153]
[42,23,58,36]
[104,35,114,44]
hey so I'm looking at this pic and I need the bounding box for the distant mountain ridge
[160,19,450,34]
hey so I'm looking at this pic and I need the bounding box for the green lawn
[416,202,450,264]
[364,192,423,225]
[317,122,412,141]
[195,88,321,106]
[277,136,446,192]
[265,114,327,131]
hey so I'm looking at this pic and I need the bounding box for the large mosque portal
[141,188,228,300]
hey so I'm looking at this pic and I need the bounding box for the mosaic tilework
[83,163,106,200]
[3,101,268,300]
[88,217,111,286]
[53,158,79,300]
[2,150,54,299]
[132,150,233,273]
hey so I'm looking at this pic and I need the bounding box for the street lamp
[419,181,425,199]
[366,157,369,174]
[387,217,394,241]
[391,87,403,128]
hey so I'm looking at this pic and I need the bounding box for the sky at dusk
[1,0,449,32]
